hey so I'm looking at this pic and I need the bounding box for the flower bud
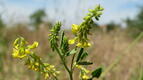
[72,24,79,34]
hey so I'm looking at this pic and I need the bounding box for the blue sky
[0,0,143,27]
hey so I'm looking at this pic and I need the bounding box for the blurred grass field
[0,26,143,80]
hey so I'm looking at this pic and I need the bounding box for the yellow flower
[12,48,26,58]
[68,39,75,44]
[56,71,60,74]
[12,37,35,59]
[72,24,79,34]
[76,64,91,80]
[75,65,82,69]
[87,43,91,47]
[76,42,82,47]
[28,41,39,49]
[49,65,55,68]
[44,73,49,79]
[75,64,90,72]
[34,68,38,71]
[12,48,18,57]
[83,68,90,73]
[25,49,31,54]
[31,65,35,70]
[76,42,91,48]
[35,62,39,66]
[84,42,91,47]
[82,74,90,80]
[13,38,20,46]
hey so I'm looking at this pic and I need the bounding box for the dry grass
[0,26,143,80]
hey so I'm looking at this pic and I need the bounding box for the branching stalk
[54,45,73,80]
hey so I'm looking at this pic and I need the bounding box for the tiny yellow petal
[12,52,19,58]
[87,43,91,47]
[18,55,26,58]
[82,74,90,79]
[83,68,90,73]
[34,68,38,71]
[44,73,49,79]
[56,71,60,74]
[35,62,39,66]
[68,39,75,44]
[72,24,79,34]
[76,42,82,47]
[48,34,52,36]
[77,42,91,48]
[28,41,39,49]
[75,65,82,69]
[25,49,31,54]
[13,38,20,46]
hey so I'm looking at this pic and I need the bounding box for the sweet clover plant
[12,5,104,80]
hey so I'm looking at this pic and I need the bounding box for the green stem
[138,66,143,80]
[99,32,143,79]
[54,45,73,80]
[71,53,76,71]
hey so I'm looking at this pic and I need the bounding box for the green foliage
[76,48,84,62]
[30,9,46,29]
[77,61,93,65]
[91,67,102,78]
[66,48,77,56]
[80,52,88,60]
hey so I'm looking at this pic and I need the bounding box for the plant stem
[54,45,73,80]
[99,32,143,79]
[69,53,76,80]
[71,53,76,71]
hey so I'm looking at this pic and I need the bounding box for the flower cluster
[75,64,91,80]
[12,37,38,58]
[12,37,59,79]
[69,5,104,48]
[25,54,60,79]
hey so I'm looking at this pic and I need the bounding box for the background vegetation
[0,1,143,80]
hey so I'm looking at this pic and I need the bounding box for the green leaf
[80,52,88,60]
[76,48,84,62]
[60,31,64,48]
[66,48,77,56]
[91,67,102,78]
[77,61,93,65]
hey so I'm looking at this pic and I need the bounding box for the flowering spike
[69,5,103,48]
[12,37,59,79]
[49,22,62,51]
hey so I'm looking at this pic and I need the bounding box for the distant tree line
[125,7,143,38]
